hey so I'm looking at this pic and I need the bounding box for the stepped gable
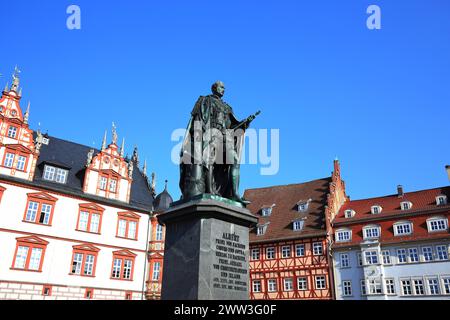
[31,133,154,211]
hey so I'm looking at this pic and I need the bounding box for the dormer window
[3,148,29,172]
[436,195,448,206]
[43,165,68,184]
[344,209,355,218]
[393,221,413,236]
[426,217,448,232]
[256,223,269,236]
[363,225,381,239]
[42,137,50,145]
[335,229,352,242]
[256,226,264,235]
[371,205,382,214]
[100,176,107,190]
[7,126,18,138]
[400,201,412,211]
[109,178,117,193]
[297,199,311,212]
[99,174,118,194]
[261,207,273,217]
[293,220,304,231]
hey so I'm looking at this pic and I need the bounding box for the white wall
[0,181,150,295]
[333,242,450,300]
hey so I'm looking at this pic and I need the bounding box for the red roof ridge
[344,185,449,204]
[244,176,332,192]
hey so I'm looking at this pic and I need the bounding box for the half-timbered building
[244,160,347,300]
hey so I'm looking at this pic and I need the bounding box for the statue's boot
[230,165,250,205]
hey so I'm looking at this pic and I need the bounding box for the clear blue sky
[1,0,449,201]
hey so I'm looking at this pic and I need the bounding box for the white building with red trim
[0,69,157,300]
[332,179,450,300]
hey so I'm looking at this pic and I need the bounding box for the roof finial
[120,137,125,157]
[132,146,139,164]
[128,160,134,178]
[11,66,20,92]
[24,101,30,124]
[143,159,147,177]
[101,130,107,150]
[164,179,168,191]
[112,122,118,144]
[151,172,156,195]
[4,82,8,92]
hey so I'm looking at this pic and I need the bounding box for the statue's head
[211,81,225,98]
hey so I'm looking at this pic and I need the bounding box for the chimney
[397,185,404,198]
[446,165,450,181]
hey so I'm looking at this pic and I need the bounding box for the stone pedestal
[157,195,258,300]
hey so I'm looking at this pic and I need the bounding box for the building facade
[0,70,157,300]
[244,160,347,300]
[332,183,450,300]
[146,181,172,300]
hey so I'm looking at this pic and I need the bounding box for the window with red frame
[2,150,28,171]
[116,212,140,240]
[23,193,58,226]
[11,236,48,272]
[111,250,137,281]
[109,178,118,193]
[99,173,119,194]
[151,261,161,281]
[84,288,94,299]
[42,285,52,296]
[70,245,99,277]
[76,204,104,234]
[7,125,18,138]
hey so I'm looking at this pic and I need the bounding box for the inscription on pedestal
[212,232,248,293]
[159,198,257,300]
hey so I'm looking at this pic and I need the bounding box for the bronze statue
[179,81,260,205]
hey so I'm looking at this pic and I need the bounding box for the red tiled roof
[334,186,450,223]
[244,178,331,243]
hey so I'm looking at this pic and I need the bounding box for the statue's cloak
[179,95,246,198]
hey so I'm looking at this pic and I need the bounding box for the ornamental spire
[10,66,20,92]
[132,146,139,164]
[112,122,118,145]
[120,138,125,157]
[101,130,107,150]
[24,101,30,124]
[3,82,8,92]
[151,172,156,195]
[143,159,147,177]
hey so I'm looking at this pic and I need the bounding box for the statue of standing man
[179,81,259,205]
